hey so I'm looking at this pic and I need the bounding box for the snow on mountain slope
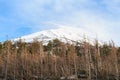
[14,25,98,44]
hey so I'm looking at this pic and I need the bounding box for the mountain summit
[14,25,97,44]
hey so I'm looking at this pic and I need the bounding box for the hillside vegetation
[0,39,120,80]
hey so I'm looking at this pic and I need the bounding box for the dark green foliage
[117,47,120,55]
[44,41,52,51]
[44,39,61,52]
[75,45,84,57]
[100,44,111,56]
[0,42,2,53]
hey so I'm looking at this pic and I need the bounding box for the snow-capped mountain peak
[14,25,97,44]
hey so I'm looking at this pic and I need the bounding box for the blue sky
[0,0,120,45]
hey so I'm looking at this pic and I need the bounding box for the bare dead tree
[5,41,11,80]
[111,41,119,80]
[84,41,91,80]
[73,49,78,80]
[13,43,17,80]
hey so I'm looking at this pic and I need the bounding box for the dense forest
[0,39,120,80]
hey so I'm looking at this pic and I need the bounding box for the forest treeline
[0,39,120,80]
